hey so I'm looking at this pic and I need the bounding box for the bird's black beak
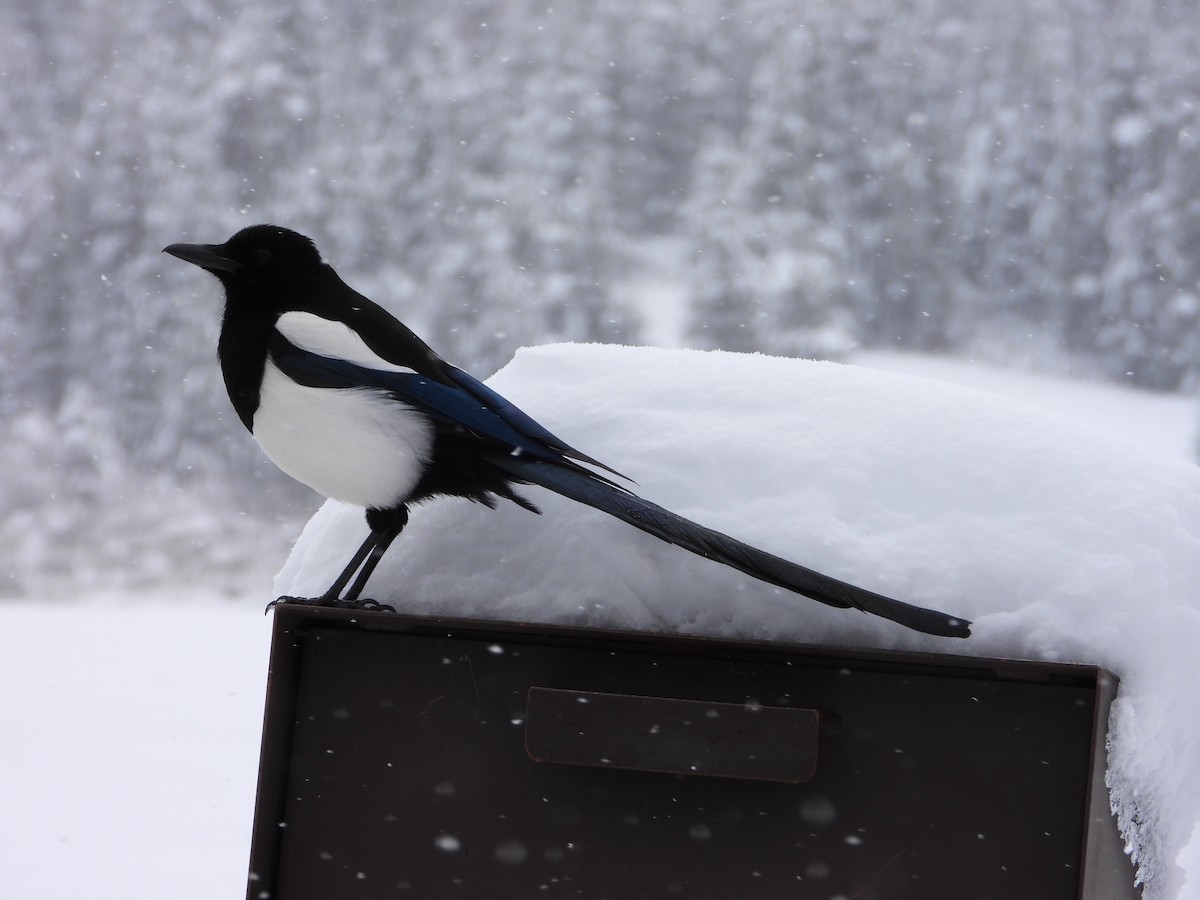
[163,241,243,275]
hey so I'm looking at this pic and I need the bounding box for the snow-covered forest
[3,0,1200,596]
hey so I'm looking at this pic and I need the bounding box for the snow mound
[277,342,1200,898]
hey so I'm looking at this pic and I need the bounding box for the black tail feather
[492,456,971,639]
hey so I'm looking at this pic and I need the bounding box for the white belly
[253,359,435,508]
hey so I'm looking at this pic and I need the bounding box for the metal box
[247,606,1137,899]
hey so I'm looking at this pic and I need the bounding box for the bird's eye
[254,247,273,265]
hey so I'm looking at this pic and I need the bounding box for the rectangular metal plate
[526,687,819,782]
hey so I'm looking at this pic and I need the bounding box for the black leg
[272,506,409,611]
[340,508,410,607]
[317,530,382,602]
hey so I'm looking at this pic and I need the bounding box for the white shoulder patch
[275,310,415,374]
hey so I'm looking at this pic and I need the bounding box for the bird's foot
[266,595,397,614]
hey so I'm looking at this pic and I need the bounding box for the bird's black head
[164,224,324,295]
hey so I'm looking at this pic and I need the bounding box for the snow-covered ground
[2,347,1197,899]
[0,599,273,900]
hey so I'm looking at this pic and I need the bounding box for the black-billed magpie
[164,224,970,638]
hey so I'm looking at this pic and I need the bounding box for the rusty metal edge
[1078,669,1140,899]
[245,611,310,900]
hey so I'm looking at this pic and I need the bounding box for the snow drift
[277,343,1200,898]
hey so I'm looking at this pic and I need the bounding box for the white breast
[253,358,434,509]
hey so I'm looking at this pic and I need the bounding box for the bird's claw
[266,595,397,615]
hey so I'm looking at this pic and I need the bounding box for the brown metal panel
[246,606,1140,900]
[525,687,820,782]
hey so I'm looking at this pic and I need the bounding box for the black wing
[268,331,626,482]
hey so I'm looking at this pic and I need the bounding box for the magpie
[164,224,970,638]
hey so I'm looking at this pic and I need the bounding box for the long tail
[491,455,971,638]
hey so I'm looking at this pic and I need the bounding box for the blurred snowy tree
[1,0,1198,595]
